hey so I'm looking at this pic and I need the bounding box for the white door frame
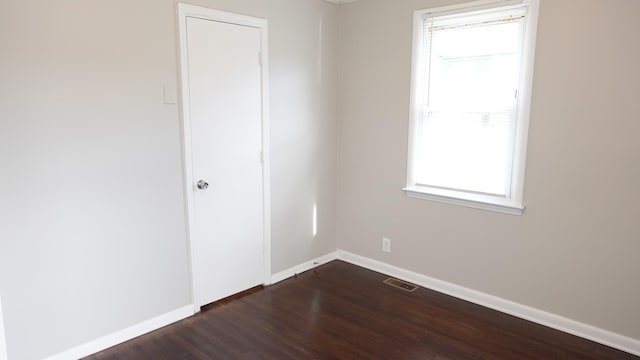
[177,3,271,312]
[0,295,7,360]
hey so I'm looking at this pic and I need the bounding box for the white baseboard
[270,251,338,284]
[40,251,339,360]
[336,249,640,357]
[43,305,194,360]
[36,252,640,359]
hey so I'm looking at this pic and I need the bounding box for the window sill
[403,186,524,215]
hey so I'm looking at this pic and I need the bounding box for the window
[404,0,539,215]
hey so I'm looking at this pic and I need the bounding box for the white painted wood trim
[178,3,268,28]
[42,306,194,360]
[271,252,338,284]
[259,19,272,288]
[405,0,538,215]
[510,0,539,209]
[404,187,524,215]
[336,250,640,357]
[177,1,199,316]
[418,0,524,17]
[0,296,7,360]
[177,3,271,308]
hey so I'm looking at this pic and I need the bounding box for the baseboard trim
[41,252,340,360]
[336,249,640,357]
[270,252,338,284]
[43,305,194,360]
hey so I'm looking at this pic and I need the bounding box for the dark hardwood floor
[85,261,639,359]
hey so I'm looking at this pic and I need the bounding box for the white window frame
[404,0,539,216]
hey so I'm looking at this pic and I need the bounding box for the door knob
[197,179,209,190]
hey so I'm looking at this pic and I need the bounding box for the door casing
[177,3,271,312]
[0,295,7,360]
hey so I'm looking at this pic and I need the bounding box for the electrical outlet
[382,237,391,253]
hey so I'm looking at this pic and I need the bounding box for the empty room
[1,0,639,359]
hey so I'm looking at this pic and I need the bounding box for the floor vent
[383,278,419,292]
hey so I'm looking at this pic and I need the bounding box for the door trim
[177,3,271,312]
[0,295,7,360]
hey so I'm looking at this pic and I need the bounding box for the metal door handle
[197,179,209,190]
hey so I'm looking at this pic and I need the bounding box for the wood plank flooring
[85,261,639,359]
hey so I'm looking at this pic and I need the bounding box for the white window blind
[405,0,538,214]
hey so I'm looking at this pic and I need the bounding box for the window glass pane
[427,21,521,110]
[415,14,523,196]
[416,109,514,195]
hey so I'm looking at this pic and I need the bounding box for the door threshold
[200,285,265,312]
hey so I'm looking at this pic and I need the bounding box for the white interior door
[179,6,269,309]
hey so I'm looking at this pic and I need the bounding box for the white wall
[0,1,191,358]
[0,0,338,358]
[337,0,640,342]
[6,0,638,357]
